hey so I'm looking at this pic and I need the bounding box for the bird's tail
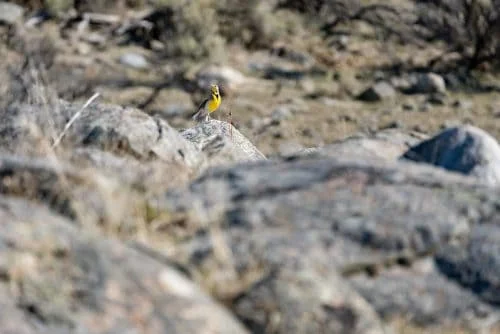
[192,108,207,122]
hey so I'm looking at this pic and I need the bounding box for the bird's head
[210,84,220,96]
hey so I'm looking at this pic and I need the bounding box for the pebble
[119,53,149,69]
[357,81,397,102]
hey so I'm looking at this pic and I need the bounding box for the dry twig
[52,93,100,148]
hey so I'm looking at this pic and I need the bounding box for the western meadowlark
[192,84,221,122]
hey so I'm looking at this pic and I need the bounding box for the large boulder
[401,125,500,185]
[0,196,248,334]
[156,155,500,333]
[0,101,202,169]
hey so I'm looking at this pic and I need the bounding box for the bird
[192,84,222,122]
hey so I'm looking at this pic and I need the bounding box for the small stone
[321,97,338,106]
[402,103,415,111]
[452,99,473,110]
[271,106,293,122]
[82,32,107,46]
[336,35,350,50]
[76,42,91,55]
[382,121,404,130]
[405,72,446,94]
[119,53,149,69]
[427,93,447,105]
[412,125,426,133]
[0,2,24,24]
[272,131,284,139]
[299,78,315,94]
[390,76,413,91]
[357,81,397,102]
[196,65,246,90]
[302,128,314,138]
[419,103,432,112]
[339,114,356,122]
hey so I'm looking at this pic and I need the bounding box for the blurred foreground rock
[0,196,249,334]
[158,152,500,333]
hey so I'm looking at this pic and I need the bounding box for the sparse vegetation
[415,0,500,70]
[2,1,500,333]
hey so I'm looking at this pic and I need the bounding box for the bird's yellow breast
[207,94,221,113]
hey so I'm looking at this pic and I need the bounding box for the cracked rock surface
[159,155,500,332]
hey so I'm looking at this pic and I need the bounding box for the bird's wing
[192,98,210,120]
[196,98,209,111]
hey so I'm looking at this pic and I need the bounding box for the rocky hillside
[1,0,500,333]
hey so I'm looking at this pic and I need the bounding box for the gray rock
[436,225,500,306]
[419,102,432,112]
[295,129,426,161]
[0,101,207,224]
[262,66,306,81]
[357,81,397,102]
[405,72,446,95]
[350,258,500,330]
[0,196,248,334]
[119,53,149,69]
[195,65,247,90]
[390,76,413,92]
[452,99,474,110]
[402,102,415,111]
[181,119,266,169]
[0,2,24,24]
[4,97,500,333]
[234,265,386,334]
[426,92,447,105]
[1,101,203,171]
[157,155,500,332]
[401,125,500,185]
[271,106,294,122]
